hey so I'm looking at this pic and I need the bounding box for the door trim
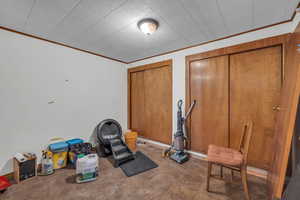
[268,23,300,199]
[185,34,290,150]
[127,59,173,143]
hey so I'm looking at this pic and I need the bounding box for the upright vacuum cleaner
[163,99,196,164]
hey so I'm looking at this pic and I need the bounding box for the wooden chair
[206,121,253,200]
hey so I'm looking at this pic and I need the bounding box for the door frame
[268,23,300,199]
[185,34,290,150]
[127,59,173,143]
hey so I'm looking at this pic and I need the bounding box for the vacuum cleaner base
[170,151,189,164]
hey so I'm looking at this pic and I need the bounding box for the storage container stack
[46,138,98,183]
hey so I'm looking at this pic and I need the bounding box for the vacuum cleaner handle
[184,100,196,120]
[182,100,196,140]
[177,99,183,109]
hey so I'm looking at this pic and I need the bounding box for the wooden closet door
[130,71,145,137]
[190,55,229,153]
[144,66,172,144]
[230,46,282,169]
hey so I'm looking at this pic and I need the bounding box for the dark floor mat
[120,151,158,177]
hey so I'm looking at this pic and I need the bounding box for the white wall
[0,29,126,175]
[126,14,300,141]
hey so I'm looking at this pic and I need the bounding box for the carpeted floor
[1,144,267,200]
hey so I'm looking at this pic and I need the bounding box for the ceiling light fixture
[137,18,159,35]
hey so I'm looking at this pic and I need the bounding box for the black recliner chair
[96,119,134,167]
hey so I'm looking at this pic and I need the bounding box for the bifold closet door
[190,55,229,153]
[144,66,172,144]
[230,46,282,169]
[130,71,145,137]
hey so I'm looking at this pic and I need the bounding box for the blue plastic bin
[66,138,84,147]
[49,141,68,152]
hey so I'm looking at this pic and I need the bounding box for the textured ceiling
[0,0,299,63]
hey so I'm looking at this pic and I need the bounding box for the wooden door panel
[230,46,282,169]
[144,66,172,144]
[190,55,229,153]
[268,26,300,199]
[130,71,145,136]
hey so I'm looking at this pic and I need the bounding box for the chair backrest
[238,121,254,163]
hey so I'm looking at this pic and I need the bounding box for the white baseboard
[137,137,268,179]
[137,137,171,149]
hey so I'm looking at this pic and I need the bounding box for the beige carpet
[1,144,267,200]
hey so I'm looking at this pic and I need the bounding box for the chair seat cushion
[207,145,243,166]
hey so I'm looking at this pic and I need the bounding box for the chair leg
[207,162,212,192]
[241,166,250,200]
[231,170,234,182]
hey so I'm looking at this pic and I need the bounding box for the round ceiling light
[137,18,159,35]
